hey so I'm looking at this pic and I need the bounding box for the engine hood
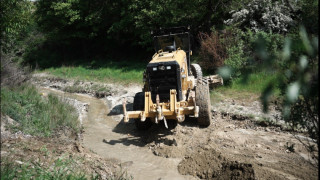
[150,50,186,67]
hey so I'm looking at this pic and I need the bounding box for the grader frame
[122,75,222,128]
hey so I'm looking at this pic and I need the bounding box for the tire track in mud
[38,87,196,180]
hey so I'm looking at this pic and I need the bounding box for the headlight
[166,66,171,70]
[153,67,157,71]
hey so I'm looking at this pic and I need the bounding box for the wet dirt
[32,75,318,180]
[149,116,318,180]
[38,87,196,180]
[178,148,255,179]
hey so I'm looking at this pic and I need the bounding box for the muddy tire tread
[133,92,152,130]
[195,78,212,127]
[191,64,203,80]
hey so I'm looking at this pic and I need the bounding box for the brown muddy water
[38,87,196,180]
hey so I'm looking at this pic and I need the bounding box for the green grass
[39,60,146,84]
[1,84,79,136]
[225,71,279,93]
[1,155,132,180]
[211,71,280,102]
[1,157,88,180]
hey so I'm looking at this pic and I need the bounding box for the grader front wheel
[195,78,212,127]
[133,92,152,130]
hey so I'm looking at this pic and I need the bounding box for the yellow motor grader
[123,27,222,130]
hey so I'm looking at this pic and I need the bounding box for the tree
[299,0,318,34]
[0,0,33,53]
[224,0,295,33]
[34,0,235,55]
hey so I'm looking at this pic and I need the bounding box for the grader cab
[123,27,223,130]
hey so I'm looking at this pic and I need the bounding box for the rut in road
[39,87,196,180]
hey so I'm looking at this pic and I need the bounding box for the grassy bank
[1,146,131,180]
[211,71,280,102]
[1,84,79,136]
[1,156,87,180]
[39,60,146,84]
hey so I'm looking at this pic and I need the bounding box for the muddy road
[33,74,318,180]
[38,87,196,180]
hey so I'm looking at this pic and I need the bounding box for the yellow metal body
[123,89,199,123]
[123,49,198,123]
[144,49,194,97]
[122,49,223,124]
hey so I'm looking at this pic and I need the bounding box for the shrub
[0,56,30,87]
[198,27,285,82]
[198,31,230,72]
[246,30,284,63]
[224,29,247,76]
[198,28,248,76]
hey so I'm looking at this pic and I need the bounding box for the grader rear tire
[133,92,152,130]
[191,64,203,80]
[195,78,212,127]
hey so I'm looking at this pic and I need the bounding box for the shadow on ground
[107,103,133,116]
[105,100,206,147]
[104,112,195,147]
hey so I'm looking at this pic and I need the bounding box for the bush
[246,30,284,62]
[224,29,247,76]
[0,56,30,87]
[198,27,285,83]
[198,31,230,72]
[198,28,248,76]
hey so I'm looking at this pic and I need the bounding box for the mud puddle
[38,87,196,180]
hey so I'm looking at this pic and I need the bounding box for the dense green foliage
[199,28,285,77]
[299,0,319,34]
[1,84,79,136]
[275,27,318,140]
[0,0,33,53]
[2,0,317,68]
[22,0,235,67]
[34,0,231,46]
[228,26,318,141]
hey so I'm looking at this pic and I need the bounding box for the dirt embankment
[9,73,317,180]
